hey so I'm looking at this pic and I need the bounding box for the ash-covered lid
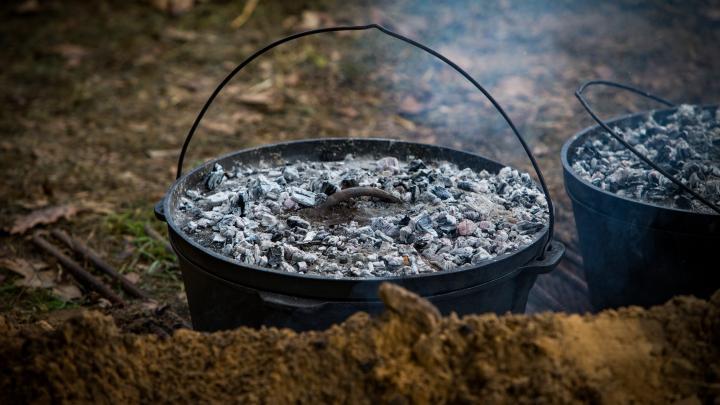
[570,104,720,214]
[173,153,548,279]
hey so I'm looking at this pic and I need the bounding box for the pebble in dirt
[176,154,549,278]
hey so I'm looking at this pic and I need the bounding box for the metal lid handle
[177,24,556,250]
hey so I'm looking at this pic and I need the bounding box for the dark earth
[1,284,719,403]
[3,0,719,320]
[1,1,720,398]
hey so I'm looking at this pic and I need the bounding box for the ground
[2,284,719,403]
[1,1,719,325]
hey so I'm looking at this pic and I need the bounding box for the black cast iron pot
[155,25,564,332]
[563,80,720,310]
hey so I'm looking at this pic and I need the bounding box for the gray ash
[571,105,720,213]
[175,155,548,278]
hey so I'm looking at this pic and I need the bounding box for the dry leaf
[53,284,83,301]
[298,11,322,30]
[394,115,417,131]
[150,0,194,15]
[141,300,160,311]
[124,272,141,284]
[0,258,77,300]
[399,95,426,115]
[163,27,198,42]
[235,91,273,106]
[36,320,54,332]
[15,0,40,14]
[7,204,80,235]
[147,149,178,159]
[231,110,263,124]
[51,44,89,68]
[203,120,235,135]
[0,258,47,282]
[17,197,50,210]
[78,200,114,215]
[337,106,359,118]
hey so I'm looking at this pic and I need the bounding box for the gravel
[175,154,548,278]
[571,105,720,213]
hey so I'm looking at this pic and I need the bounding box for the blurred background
[1,0,719,322]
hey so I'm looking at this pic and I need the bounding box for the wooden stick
[32,234,125,306]
[51,229,150,300]
[144,224,174,255]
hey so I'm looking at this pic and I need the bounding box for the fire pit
[155,25,563,331]
[563,80,720,310]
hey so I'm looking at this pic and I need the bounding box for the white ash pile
[571,105,720,213]
[175,154,548,278]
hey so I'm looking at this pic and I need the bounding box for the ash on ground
[572,105,720,213]
[175,155,548,278]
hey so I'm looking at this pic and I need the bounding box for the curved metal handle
[177,24,556,251]
[575,80,720,214]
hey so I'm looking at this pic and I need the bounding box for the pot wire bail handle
[176,24,556,254]
[575,80,720,214]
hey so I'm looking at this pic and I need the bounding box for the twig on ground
[230,0,259,29]
[51,229,150,300]
[32,234,126,306]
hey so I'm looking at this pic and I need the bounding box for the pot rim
[162,137,551,285]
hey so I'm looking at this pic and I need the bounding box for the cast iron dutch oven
[563,80,720,310]
[156,25,564,332]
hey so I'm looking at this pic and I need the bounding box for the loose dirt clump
[1,285,719,403]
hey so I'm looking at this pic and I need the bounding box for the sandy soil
[1,284,718,403]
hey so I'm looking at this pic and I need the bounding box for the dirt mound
[1,285,719,404]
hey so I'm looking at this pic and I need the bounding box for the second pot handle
[176,24,556,251]
[575,80,720,214]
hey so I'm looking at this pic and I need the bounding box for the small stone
[297,261,308,272]
[457,181,479,193]
[206,191,232,206]
[431,185,452,200]
[372,261,386,271]
[411,212,433,233]
[260,213,278,227]
[283,197,299,211]
[515,221,543,235]
[457,219,477,236]
[478,220,494,231]
[436,213,457,234]
[340,177,359,189]
[398,226,415,244]
[283,166,300,182]
[281,262,296,273]
[287,215,310,229]
[376,156,400,171]
[290,187,316,207]
[408,159,426,172]
[386,257,404,270]
[205,163,225,191]
[268,246,284,267]
[471,248,492,264]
